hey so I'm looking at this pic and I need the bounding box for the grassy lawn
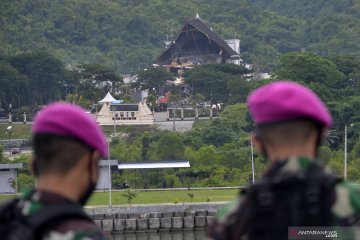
[0,124,32,140]
[0,189,239,206]
[0,124,156,140]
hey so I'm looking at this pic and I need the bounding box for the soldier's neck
[267,145,316,163]
[35,170,85,204]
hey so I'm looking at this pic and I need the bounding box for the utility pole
[172,108,176,131]
[108,139,112,207]
[113,112,116,135]
[344,125,347,180]
[7,126,12,155]
[344,123,354,180]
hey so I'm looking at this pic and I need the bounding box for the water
[112,231,206,240]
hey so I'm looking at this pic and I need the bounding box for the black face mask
[79,180,96,206]
[78,154,97,206]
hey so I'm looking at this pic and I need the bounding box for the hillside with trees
[1,1,360,188]
[2,52,360,190]
[2,0,360,73]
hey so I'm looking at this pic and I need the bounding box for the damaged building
[156,15,241,73]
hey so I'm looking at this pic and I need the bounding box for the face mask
[78,180,96,206]
[78,153,97,206]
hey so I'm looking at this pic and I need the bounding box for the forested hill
[249,0,359,18]
[1,0,360,73]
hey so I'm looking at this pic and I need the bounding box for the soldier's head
[32,102,107,205]
[247,81,332,162]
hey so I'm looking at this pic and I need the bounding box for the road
[1,112,215,133]
[154,112,194,132]
[0,121,33,125]
[155,121,194,132]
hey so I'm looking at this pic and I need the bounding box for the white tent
[99,92,116,103]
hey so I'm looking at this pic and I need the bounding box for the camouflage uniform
[209,157,360,240]
[19,190,107,240]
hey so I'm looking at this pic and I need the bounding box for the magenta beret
[247,81,332,127]
[32,102,108,157]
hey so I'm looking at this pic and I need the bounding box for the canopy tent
[99,92,116,103]
[118,161,190,169]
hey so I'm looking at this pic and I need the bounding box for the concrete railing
[0,139,31,148]
[85,203,225,234]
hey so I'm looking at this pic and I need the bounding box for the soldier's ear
[90,151,101,181]
[30,159,39,176]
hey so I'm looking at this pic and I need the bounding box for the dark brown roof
[156,18,239,65]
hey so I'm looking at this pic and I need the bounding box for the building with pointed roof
[156,16,240,69]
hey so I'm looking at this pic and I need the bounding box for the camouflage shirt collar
[23,189,76,205]
[263,156,318,178]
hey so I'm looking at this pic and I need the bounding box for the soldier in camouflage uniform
[1,103,108,239]
[209,81,360,240]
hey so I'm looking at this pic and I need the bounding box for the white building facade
[225,39,241,65]
[96,160,118,190]
[96,92,154,125]
[0,163,23,193]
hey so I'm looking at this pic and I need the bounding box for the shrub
[121,189,137,206]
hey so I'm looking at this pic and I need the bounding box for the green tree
[17,173,35,192]
[347,166,360,182]
[184,64,249,107]
[327,151,345,177]
[144,94,158,111]
[227,77,251,104]
[77,64,123,92]
[121,189,137,206]
[274,52,345,101]
[0,59,29,109]
[188,145,220,167]
[190,93,205,108]
[351,140,360,161]
[168,93,181,107]
[133,67,174,94]
[74,64,123,104]
[156,131,185,160]
[111,144,142,162]
[220,103,250,132]
[219,143,251,169]
[318,145,333,164]
[187,192,194,202]
[200,119,236,147]
[9,52,68,106]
